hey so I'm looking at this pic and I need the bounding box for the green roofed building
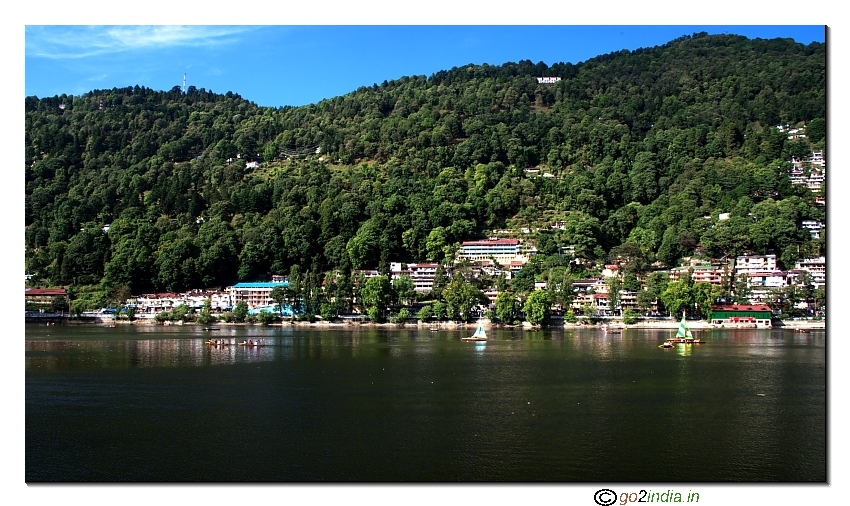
[709,304,773,328]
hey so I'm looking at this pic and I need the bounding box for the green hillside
[25,32,825,298]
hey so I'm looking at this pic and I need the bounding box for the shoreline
[73,317,826,330]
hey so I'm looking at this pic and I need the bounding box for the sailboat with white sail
[462,323,488,342]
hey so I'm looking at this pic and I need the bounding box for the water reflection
[26,324,825,481]
[675,344,693,357]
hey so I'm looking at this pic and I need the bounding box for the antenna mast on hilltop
[182,73,187,94]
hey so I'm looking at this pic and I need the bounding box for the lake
[25,323,825,482]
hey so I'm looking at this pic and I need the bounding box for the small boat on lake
[665,313,704,345]
[462,324,488,342]
[202,327,220,331]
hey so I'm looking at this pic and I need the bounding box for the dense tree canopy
[25,34,825,297]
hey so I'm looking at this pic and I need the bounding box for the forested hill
[25,32,826,296]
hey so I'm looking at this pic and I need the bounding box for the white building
[459,238,532,266]
[389,262,446,293]
[669,264,726,286]
[735,254,777,277]
[229,281,289,309]
[801,220,824,239]
[794,257,826,288]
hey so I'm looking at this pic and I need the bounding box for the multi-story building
[132,292,189,316]
[458,238,533,267]
[389,262,447,293]
[669,264,726,286]
[801,220,824,239]
[744,270,788,304]
[790,168,807,185]
[735,254,777,277]
[794,257,826,288]
[25,288,68,309]
[229,280,289,309]
[807,172,824,192]
[353,269,382,280]
[619,290,639,312]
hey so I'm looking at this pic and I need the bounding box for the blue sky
[25,25,825,108]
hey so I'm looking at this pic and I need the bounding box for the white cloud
[26,25,256,59]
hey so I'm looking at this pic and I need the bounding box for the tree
[546,266,574,310]
[641,271,670,314]
[171,303,191,322]
[581,303,598,319]
[197,298,214,325]
[21,41,825,304]
[622,308,640,325]
[361,275,392,322]
[288,265,304,314]
[495,291,517,324]
[320,302,337,321]
[636,290,657,314]
[660,280,693,319]
[431,264,448,299]
[442,278,487,322]
[523,290,552,326]
[806,118,825,144]
[233,300,249,323]
[609,241,647,275]
[418,305,433,321]
[607,276,622,315]
[368,306,381,322]
[392,307,411,325]
[511,262,539,294]
[50,296,69,314]
[813,285,825,316]
[269,285,289,317]
[425,227,448,262]
[691,282,721,319]
[622,273,641,292]
[432,301,448,321]
[256,310,275,325]
[393,274,416,305]
[734,274,752,304]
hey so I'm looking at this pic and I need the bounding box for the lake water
[25,323,826,482]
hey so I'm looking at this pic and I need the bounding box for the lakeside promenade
[56,316,826,330]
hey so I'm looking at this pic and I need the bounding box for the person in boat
[248,340,253,346]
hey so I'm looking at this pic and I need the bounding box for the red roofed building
[25,288,69,309]
[709,304,773,328]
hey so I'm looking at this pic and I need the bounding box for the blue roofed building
[229,279,289,310]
